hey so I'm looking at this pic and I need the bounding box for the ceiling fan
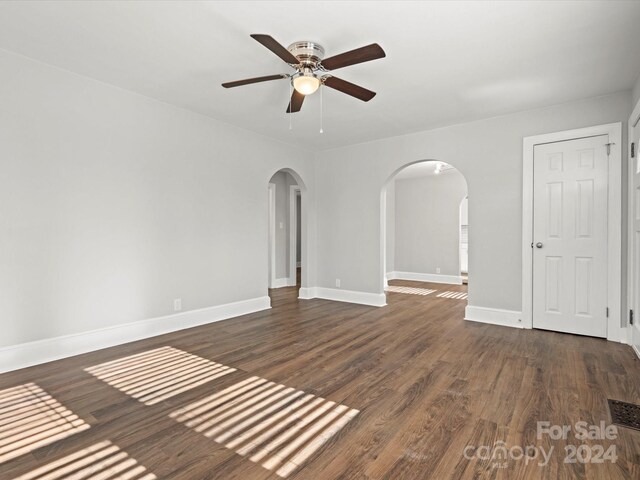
[222,34,386,113]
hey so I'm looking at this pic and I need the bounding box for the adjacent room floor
[1,281,639,479]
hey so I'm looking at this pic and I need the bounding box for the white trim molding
[387,271,462,285]
[316,288,387,307]
[298,286,386,307]
[522,122,623,342]
[270,278,290,289]
[628,99,640,354]
[297,287,316,300]
[288,185,301,287]
[268,182,277,289]
[465,306,524,329]
[0,296,271,374]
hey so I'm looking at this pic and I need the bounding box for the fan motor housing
[287,41,325,67]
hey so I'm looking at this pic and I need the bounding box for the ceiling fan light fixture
[222,35,385,114]
[293,71,320,96]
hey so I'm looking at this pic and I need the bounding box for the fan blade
[286,90,305,113]
[222,74,287,88]
[250,34,300,65]
[321,43,385,71]
[323,76,376,102]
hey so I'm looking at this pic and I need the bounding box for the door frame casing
[268,182,276,289]
[627,101,640,356]
[459,196,468,275]
[521,122,623,342]
[288,185,301,286]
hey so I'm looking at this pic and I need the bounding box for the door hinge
[632,142,636,159]
[631,309,634,325]
[606,307,609,318]
[605,143,615,156]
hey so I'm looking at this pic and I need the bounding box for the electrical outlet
[174,298,182,312]
[279,222,284,229]
[335,279,341,288]
[436,267,441,274]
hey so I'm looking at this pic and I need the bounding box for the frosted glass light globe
[293,74,320,95]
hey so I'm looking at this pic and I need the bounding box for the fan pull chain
[288,81,292,131]
[319,83,324,134]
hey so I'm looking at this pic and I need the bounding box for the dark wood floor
[1,280,639,479]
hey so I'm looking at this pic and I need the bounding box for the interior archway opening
[382,160,469,307]
[267,169,305,305]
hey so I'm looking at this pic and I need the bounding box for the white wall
[0,49,316,348]
[384,180,395,274]
[392,170,467,277]
[0,44,634,356]
[315,92,631,315]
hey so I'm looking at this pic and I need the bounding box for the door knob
[536,242,543,248]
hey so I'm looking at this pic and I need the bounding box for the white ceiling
[394,161,455,180]
[0,1,639,150]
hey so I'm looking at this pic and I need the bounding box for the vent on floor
[385,285,436,296]
[0,383,90,464]
[14,440,156,480]
[85,346,236,405]
[437,291,468,300]
[170,376,359,478]
[608,399,640,431]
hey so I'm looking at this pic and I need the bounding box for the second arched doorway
[267,168,307,302]
[382,160,469,304]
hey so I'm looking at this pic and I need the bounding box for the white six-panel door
[532,135,609,337]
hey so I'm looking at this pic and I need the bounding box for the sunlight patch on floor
[170,376,359,477]
[14,440,156,480]
[0,383,89,464]
[437,291,468,300]
[385,285,436,296]
[85,346,236,405]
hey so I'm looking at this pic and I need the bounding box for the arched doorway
[267,168,307,301]
[382,160,469,304]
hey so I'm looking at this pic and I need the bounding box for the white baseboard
[387,271,462,285]
[0,296,271,374]
[298,287,316,300]
[464,305,524,329]
[298,286,386,307]
[315,287,386,307]
[270,278,290,289]
[633,343,640,361]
